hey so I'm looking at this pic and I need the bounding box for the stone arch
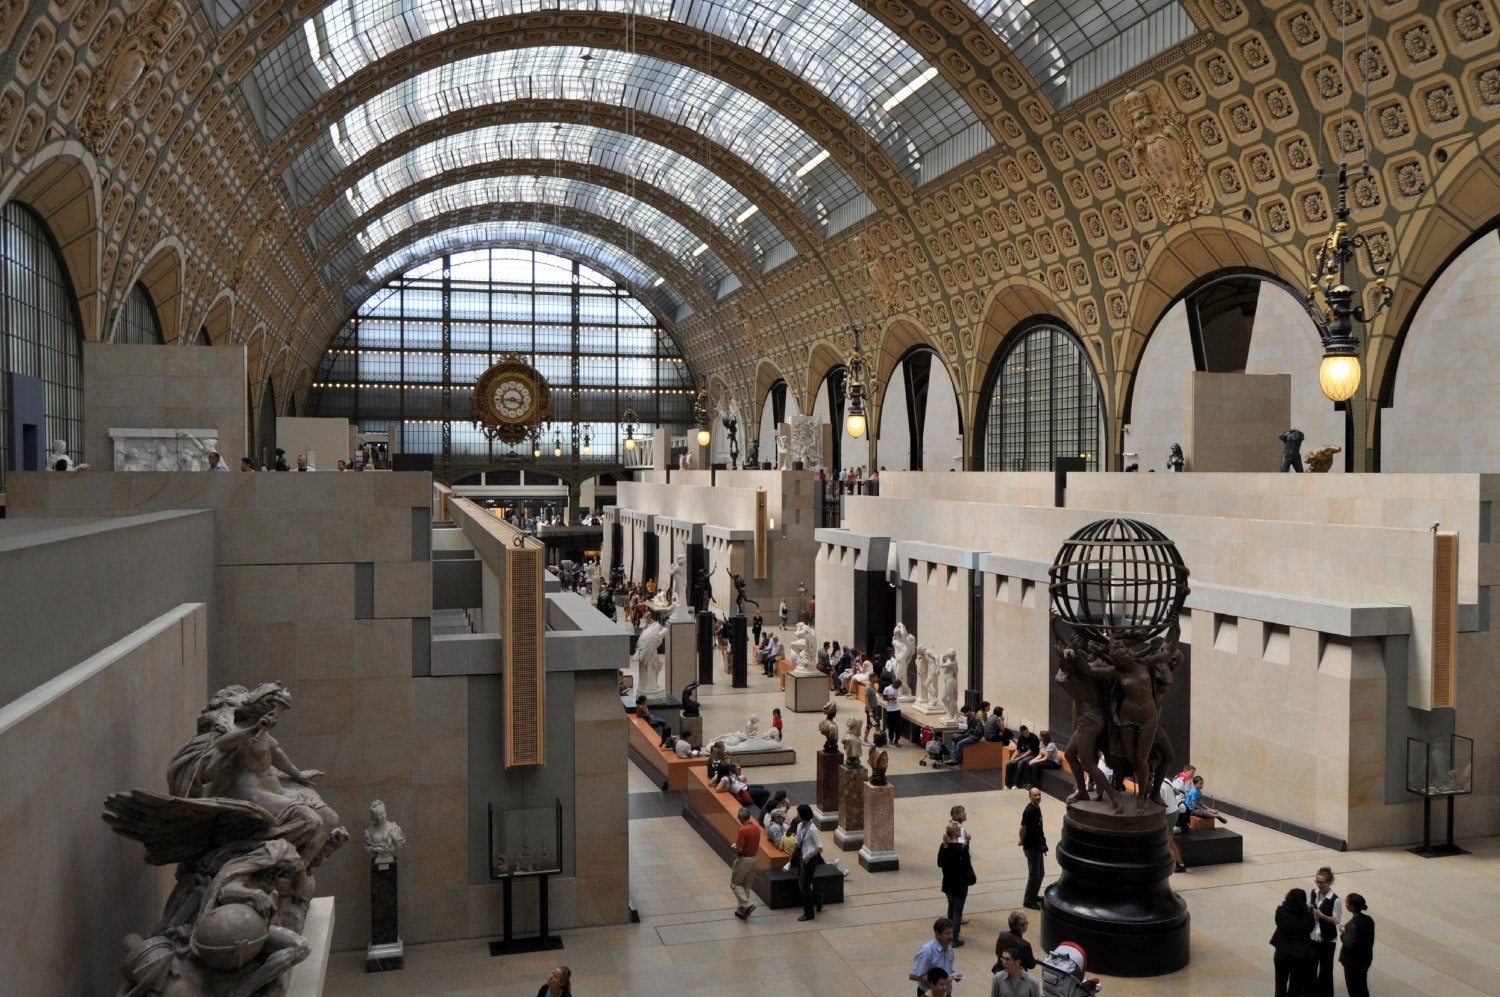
[200,291,234,345]
[970,275,1068,438]
[0,143,101,338]
[870,316,937,442]
[121,239,187,345]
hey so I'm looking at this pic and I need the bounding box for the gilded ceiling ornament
[1121,89,1212,224]
[1100,253,1118,279]
[78,0,183,154]
[1093,113,1118,140]
[1197,118,1223,147]
[1263,87,1294,121]
[1081,302,1098,326]
[1336,118,1365,155]
[1287,12,1321,47]
[1210,0,1243,20]
[1284,137,1314,171]
[1262,201,1292,234]
[1314,64,1344,100]
[1240,38,1270,70]
[1357,44,1389,81]
[1401,25,1437,63]
[1204,57,1235,87]
[1300,190,1329,223]
[1122,247,1140,272]
[1352,175,1382,209]
[1325,0,1362,27]
[1478,67,1500,106]
[1454,3,1492,41]
[1422,85,1460,122]
[1249,152,1277,183]
[1042,186,1062,210]
[1377,102,1409,139]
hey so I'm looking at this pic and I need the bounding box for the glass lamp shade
[696,427,711,447]
[554,444,563,457]
[533,446,541,457]
[1319,353,1361,402]
[583,443,592,456]
[846,410,867,439]
[624,437,636,451]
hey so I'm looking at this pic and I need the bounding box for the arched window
[0,201,84,488]
[981,324,1103,471]
[117,283,165,344]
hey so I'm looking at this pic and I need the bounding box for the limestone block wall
[814,534,863,647]
[81,342,249,473]
[898,542,972,687]
[1184,372,1290,472]
[0,602,207,997]
[980,566,1051,732]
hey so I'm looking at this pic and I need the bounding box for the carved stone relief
[1120,88,1213,224]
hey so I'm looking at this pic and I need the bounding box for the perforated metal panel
[505,544,546,767]
[1430,532,1457,710]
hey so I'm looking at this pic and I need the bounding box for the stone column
[812,748,841,830]
[696,610,715,684]
[834,763,866,850]
[366,856,404,971]
[859,782,899,871]
[729,613,748,688]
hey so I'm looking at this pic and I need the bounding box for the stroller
[1040,942,1102,996]
[917,726,950,766]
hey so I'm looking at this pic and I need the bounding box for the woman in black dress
[936,821,974,947]
[1271,887,1316,996]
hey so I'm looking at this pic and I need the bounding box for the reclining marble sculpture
[103,682,347,997]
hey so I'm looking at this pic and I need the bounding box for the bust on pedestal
[834,718,867,850]
[365,800,406,972]
[860,734,899,871]
[812,704,841,830]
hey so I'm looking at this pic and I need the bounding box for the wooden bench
[681,767,844,909]
[958,740,1012,772]
[627,714,707,791]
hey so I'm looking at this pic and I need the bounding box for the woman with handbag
[936,821,975,947]
[792,804,825,921]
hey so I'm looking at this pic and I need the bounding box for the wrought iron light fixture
[552,427,563,458]
[622,405,638,451]
[693,379,712,448]
[1302,161,1392,402]
[844,325,872,439]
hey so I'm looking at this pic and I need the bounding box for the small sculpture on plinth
[868,732,890,786]
[937,648,961,722]
[1279,428,1305,472]
[1166,443,1184,472]
[47,438,89,471]
[631,616,668,697]
[681,680,701,717]
[1305,444,1341,473]
[819,702,841,753]
[726,568,759,615]
[842,717,864,768]
[364,800,406,862]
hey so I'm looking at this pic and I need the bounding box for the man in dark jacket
[991,909,1037,972]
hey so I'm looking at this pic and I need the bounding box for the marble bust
[364,800,406,860]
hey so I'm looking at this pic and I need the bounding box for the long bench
[958,739,1013,772]
[681,766,844,909]
[627,714,707,791]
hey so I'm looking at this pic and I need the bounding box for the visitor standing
[937,822,975,947]
[908,918,960,996]
[793,804,824,921]
[1338,893,1374,997]
[990,947,1039,997]
[1308,867,1344,997]
[536,965,572,997]
[779,599,788,627]
[1018,788,1047,909]
[1271,887,1316,997]
[730,807,761,920]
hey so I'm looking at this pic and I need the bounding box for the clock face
[492,378,534,421]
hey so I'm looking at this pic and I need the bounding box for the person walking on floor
[1338,893,1374,997]
[793,804,824,921]
[937,821,975,947]
[1018,787,1047,909]
[779,599,788,627]
[909,918,960,996]
[730,807,760,920]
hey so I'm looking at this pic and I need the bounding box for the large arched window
[308,248,693,465]
[981,324,1103,471]
[117,283,165,344]
[0,201,84,489]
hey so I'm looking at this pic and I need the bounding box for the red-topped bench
[627,714,707,791]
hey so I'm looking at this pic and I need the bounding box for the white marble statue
[585,559,601,601]
[708,714,781,752]
[46,438,88,471]
[668,554,692,621]
[364,799,406,861]
[891,622,916,699]
[785,415,822,469]
[175,431,219,472]
[789,621,819,675]
[914,644,940,712]
[632,617,668,696]
[938,648,961,723]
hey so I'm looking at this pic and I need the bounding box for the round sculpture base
[1039,805,1189,978]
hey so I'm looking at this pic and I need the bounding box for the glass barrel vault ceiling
[331,174,734,292]
[360,221,685,318]
[233,0,1197,309]
[285,47,863,223]
[252,0,983,176]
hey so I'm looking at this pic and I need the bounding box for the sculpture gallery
[102,682,346,997]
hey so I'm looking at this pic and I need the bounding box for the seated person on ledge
[983,705,1010,743]
[1184,774,1229,825]
[1004,726,1040,788]
[636,695,671,744]
[945,706,984,766]
[711,762,771,813]
[1016,731,1060,787]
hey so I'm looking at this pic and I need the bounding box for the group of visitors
[1270,867,1374,997]
[1001,726,1060,789]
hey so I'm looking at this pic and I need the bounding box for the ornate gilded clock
[474,354,552,444]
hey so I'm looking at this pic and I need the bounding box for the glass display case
[488,799,563,879]
[1406,735,1474,798]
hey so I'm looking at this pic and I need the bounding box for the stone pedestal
[679,714,703,750]
[666,619,697,701]
[366,857,404,972]
[1039,804,1190,977]
[786,672,829,712]
[859,782,899,871]
[729,614,749,688]
[812,749,841,830]
[834,764,866,851]
[696,610,715,684]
